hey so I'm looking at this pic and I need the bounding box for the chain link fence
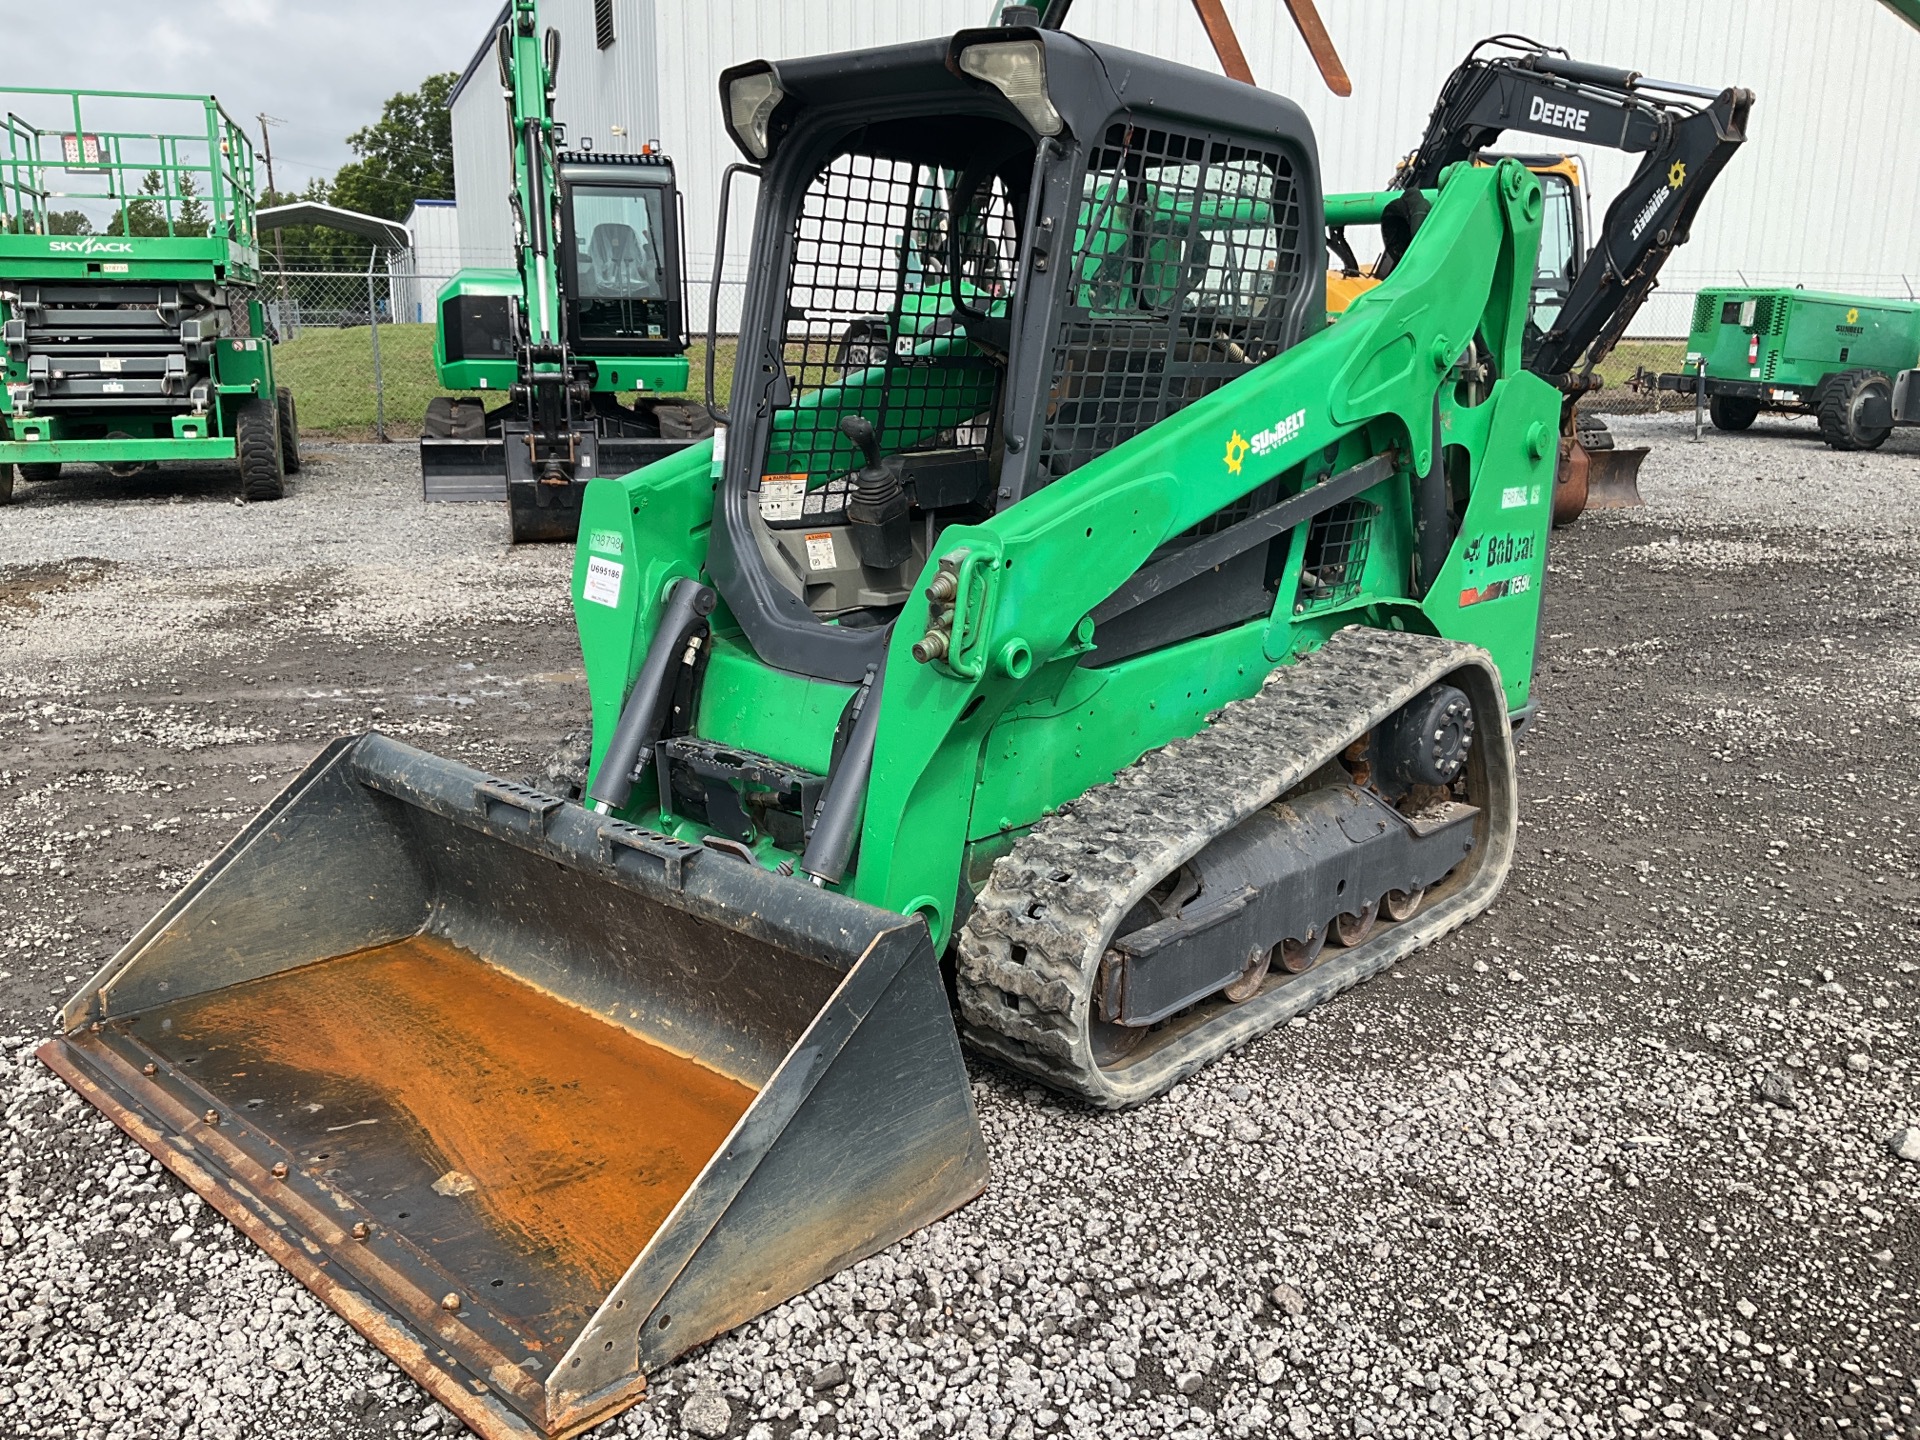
[264,267,747,441]
[259,267,1787,434]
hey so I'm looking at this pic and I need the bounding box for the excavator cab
[557,152,685,356]
[1479,153,1586,350]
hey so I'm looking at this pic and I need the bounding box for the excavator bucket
[39,734,987,1440]
[1553,432,1648,525]
[1581,444,1649,510]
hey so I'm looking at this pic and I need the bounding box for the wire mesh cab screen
[1043,122,1305,481]
[759,130,1026,504]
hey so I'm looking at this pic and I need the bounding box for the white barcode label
[583,555,623,608]
[805,532,837,571]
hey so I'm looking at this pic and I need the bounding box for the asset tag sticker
[805,532,838,571]
[583,555,624,608]
[759,474,807,522]
[1500,485,1529,509]
[102,262,128,274]
[100,356,122,373]
[588,528,623,555]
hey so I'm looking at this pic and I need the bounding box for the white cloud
[2,0,501,185]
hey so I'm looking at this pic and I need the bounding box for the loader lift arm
[1386,35,1753,390]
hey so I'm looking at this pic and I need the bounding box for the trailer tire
[1708,395,1760,431]
[276,387,302,474]
[235,396,285,501]
[1817,368,1894,451]
[18,462,62,482]
[0,467,13,506]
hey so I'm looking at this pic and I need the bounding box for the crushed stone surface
[1,429,1916,1440]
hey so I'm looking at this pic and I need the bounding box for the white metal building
[450,0,664,270]
[450,0,1920,331]
[391,199,463,323]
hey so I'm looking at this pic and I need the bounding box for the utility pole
[257,113,292,339]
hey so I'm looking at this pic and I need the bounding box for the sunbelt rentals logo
[47,237,134,255]
[1225,407,1308,475]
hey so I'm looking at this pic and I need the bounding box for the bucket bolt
[141,1063,158,1077]
[351,1222,371,1242]
[203,1110,220,1126]
[441,1293,462,1313]
[271,1161,288,1180]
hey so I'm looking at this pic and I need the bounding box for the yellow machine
[1329,154,1586,320]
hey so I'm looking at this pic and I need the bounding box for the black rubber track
[956,626,1519,1109]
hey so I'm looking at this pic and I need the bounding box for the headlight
[956,39,1061,137]
[725,69,783,160]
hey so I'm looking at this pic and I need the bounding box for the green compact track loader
[43,15,1563,1439]
[0,88,294,504]
[1647,286,1920,450]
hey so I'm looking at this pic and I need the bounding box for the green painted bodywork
[0,87,274,466]
[1679,286,1920,392]
[569,160,1558,952]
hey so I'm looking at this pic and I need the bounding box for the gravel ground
[1,417,1916,1440]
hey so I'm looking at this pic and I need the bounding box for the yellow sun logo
[1667,161,1687,189]
[1224,431,1250,475]
[1846,307,1860,324]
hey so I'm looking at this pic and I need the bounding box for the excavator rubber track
[956,627,1517,1109]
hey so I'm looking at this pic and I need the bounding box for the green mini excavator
[421,0,711,541]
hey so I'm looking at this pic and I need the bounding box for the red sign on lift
[60,133,104,170]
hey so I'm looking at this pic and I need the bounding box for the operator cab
[1475,152,1586,340]
[709,30,1319,683]
[556,152,685,357]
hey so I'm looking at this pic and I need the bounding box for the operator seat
[586,222,660,298]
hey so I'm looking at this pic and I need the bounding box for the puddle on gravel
[0,557,116,617]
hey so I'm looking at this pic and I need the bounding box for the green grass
[1592,338,1686,392]
[275,323,738,438]
[274,322,1679,434]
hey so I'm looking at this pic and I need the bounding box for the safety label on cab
[584,555,624,608]
[760,474,807,522]
[805,532,838,571]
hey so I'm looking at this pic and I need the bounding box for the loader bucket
[1580,443,1649,510]
[39,734,988,1440]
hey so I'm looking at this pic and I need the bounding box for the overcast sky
[2,0,504,189]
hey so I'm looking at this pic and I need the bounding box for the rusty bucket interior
[41,733,987,1440]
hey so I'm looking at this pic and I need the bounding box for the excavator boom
[1391,35,1752,388]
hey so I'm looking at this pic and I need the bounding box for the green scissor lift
[0,87,296,504]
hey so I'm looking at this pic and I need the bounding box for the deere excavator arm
[1389,36,1753,388]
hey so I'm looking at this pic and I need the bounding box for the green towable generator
[0,87,295,504]
[43,16,1563,1439]
[1649,286,1920,450]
